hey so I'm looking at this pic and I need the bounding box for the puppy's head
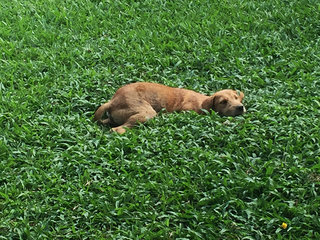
[212,89,246,116]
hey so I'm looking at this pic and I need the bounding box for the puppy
[94,82,246,134]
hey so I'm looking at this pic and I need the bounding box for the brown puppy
[94,82,246,134]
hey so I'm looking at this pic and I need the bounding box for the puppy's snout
[236,105,244,112]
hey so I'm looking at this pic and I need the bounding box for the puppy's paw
[100,119,110,125]
[111,126,126,134]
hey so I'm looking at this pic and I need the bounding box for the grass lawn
[1,0,320,239]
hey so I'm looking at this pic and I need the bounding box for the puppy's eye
[220,99,228,104]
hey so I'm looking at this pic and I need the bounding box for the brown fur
[94,82,246,134]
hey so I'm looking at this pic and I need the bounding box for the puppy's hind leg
[100,118,111,125]
[93,102,111,123]
[111,107,157,134]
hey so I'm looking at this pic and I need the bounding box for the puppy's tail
[93,102,111,122]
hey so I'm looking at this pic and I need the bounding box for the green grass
[1,0,320,239]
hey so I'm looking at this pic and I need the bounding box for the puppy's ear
[211,95,218,111]
[202,95,217,112]
[238,91,244,101]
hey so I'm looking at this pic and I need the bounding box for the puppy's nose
[236,105,244,112]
